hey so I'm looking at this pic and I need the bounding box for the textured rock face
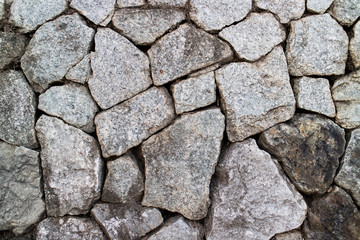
[216,46,295,142]
[148,0,187,7]
[307,0,334,13]
[255,0,305,23]
[350,22,360,69]
[0,0,4,20]
[329,0,360,26]
[273,230,303,240]
[65,54,91,84]
[205,139,307,240]
[0,141,45,235]
[35,115,103,217]
[117,0,144,7]
[259,114,345,194]
[141,109,225,220]
[70,0,115,26]
[0,32,28,70]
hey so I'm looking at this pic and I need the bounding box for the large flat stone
[70,0,115,26]
[350,21,360,69]
[255,0,305,23]
[307,0,334,13]
[329,0,360,26]
[0,32,28,70]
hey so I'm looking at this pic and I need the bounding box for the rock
[272,230,303,240]
[117,0,145,7]
[0,0,4,20]
[112,9,185,46]
[101,153,144,203]
[148,0,187,7]
[95,87,175,158]
[38,84,99,133]
[65,54,91,84]
[350,21,360,69]
[21,13,94,93]
[141,108,225,220]
[0,141,45,235]
[219,12,286,62]
[91,203,163,240]
[205,139,307,240]
[35,115,103,216]
[70,0,115,26]
[307,0,334,13]
[329,0,360,26]
[0,70,37,148]
[171,72,216,114]
[286,14,348,76]
[215,46,295,142]
[259,114,345,194]
[148,23,232,86]
[189,0,252,31]
[189,63,221,77]
[88,28,152,109]
[293,77,336,117]
[0,32,28,70]
[10,0,67,33]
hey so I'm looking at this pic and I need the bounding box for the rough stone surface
[21,13,94,93]
[117,0,144,7]
[189,63,221,77]
[0,141,45,235]
[70,0,115,26]
[0,32,28,70]
[205,139,307,240]
[307,0,334,13]
[148,23,233,86]
[95,87,175,158]
[88,28,152,109]
[219,12,286,62]
[273,230,303,240]
[112,9,185,46]
[259,114,345,195]
[329,0,360,26]
[65,54,91,84]
[35,115,103,217]
[286,14,348,76]
[350,21,360,69]
[0,0,4,20]
[141,109,225,220]
[215,46,295,142]
[148,0,187,7]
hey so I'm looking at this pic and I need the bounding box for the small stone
[101,153,144,203]
[273,230,303,240]
[95,87,175,158]
[329,0,360,26]
[35,115,103,216]
[0,70,37,148]
[149,23,232,86]
[215,46,295,142]
[141,108,225,220]
[0,141,45,235]
[205,139,307,240]
[112,9,185,46]
[38,84,99,133]
[350,21,360,69]
[307,0,334,13]
[171,72,216,114]
[0,32,28,70]
[91,203,163,240]
[88,28,152,109]
[189,0,252,31]
[65,54,91,84]
[259,114,345,194]
[219,12,286,62]
[148,0,187,7]
[117,0,145,7]
[21,13,94,93]
[286,14,348,77]
[70,0,115,26]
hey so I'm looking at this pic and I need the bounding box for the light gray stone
[205,139,307,240]
[215,46,295,142]
[70,0,115,26]
[117,0,145,7]
[219,12,286,62]
[141,108,225,220]
[88,28,152,109]
[148,23,233,86]
[329,0,360,26]
[0,32,28,70]
[35,115,103,217]
[286,14,348,76]
[65,54,91,84]
[0,0,4,20]
[148,0,187,7]
[188,63,221,77]
[0,141,45,235]
[273,230,303,240]
[21,13,94,93]
[350,21,360,69]
[95,87,175,158]
[307,0,334,13]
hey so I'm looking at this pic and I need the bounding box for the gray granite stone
[70,0,115,26]
[255,0,305,23]
[189,63,221,77]
[65,54,91,84]
[0,0,4,20]
[350,21,360,69]
[329,0,360,26]
[148,0,187,7]
[307,0,334,13]
[0,32,28,70]
[273,230,303,240]
[117,0,145,7]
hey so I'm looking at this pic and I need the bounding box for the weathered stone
[148,23,232,86]
[0,141,45,235]
[189,63,221,77]
[112,9,185,46]
[307,0,334,13]
[88,28,152,109]
[350,21,360,69]
[38,84,99,133]
[148,0,187,7]
[0,70,37,148]
[215,46,295,142]
[219,12,285,62]
[91,203,163,240]
[329,0,360,26]
[21,13,94,93]
[286,14,348,76]
[117,0,144,7]
[35,115,103,216]
[65,54,91,84]
[0,0,4,20]
[70,0,115,26]
[273,230,303,240]
[259,114,345,194]
[205,139,307,240]
[0,32,28,70]
[141,108,225,220]
[95,87,175,158]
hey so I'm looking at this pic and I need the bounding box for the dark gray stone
[0,32,28,70]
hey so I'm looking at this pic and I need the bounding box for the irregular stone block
[70,0,115,26]
[117,0,144,7]
[273,230,303,240]
[65,54,91,84]
[350,21,360,69]
[148,0,187,7]
[255,0,305,23]
[329,0,360,26]
[0,32,28,70]
[307,0,334,13]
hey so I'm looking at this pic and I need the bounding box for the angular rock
[219,12,286,62]
[21,13,94,93]
[259,114,345,194]
[215,46,295,142]
[0,141,45,235]
[307,0,334,13]
[329,0,360,26]
[0,70,37,148]
[35,115,103,216]
[0,32,28,70]
[148,0,187,7]
[95,87,175,158]
[273,230,303,240]
[148,23,232,86]
[350,21,360,69]
[112,9,185,46]
[205,139,307,240]
[88,28,152,109]
[117,0,145,7]
[65,54,91,84]
[141,108,225,220]
[70,0,115,26]
[286,14,348,76]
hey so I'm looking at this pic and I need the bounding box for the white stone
[65,54,91,84]
[350,21,360,69]
[148,0,187,7]
[0,0,4,21]
[307,0,334,13]
[70,0,115,26]
[117,0,145,7]
[329,0,360,26]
